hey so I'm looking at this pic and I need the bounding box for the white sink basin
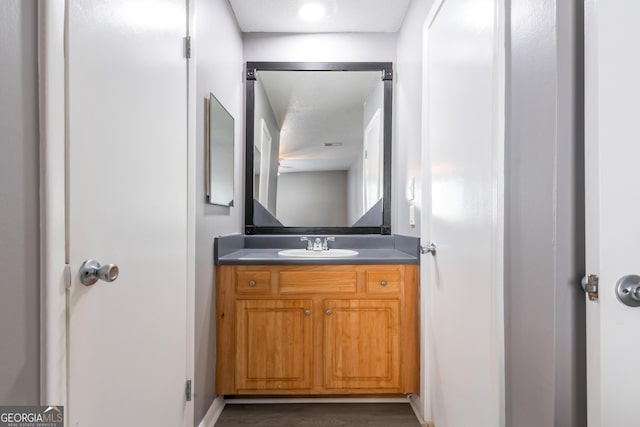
[277,248,359,258]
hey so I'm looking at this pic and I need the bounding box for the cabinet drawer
[365,270,401,294]
[279,271,357,294]
[236,271,271,294]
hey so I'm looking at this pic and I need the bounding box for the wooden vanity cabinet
[216,264,419,396]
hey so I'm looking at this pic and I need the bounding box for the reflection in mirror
[207,93,234,206]
[363,108,383,212]
[245,62,392,235]
[255,119,272,208]
[254,70,383,227]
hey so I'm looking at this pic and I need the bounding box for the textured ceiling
[228,0,412,33]
[257,71,382,173]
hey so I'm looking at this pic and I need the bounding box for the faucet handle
[323,236,335,250]
[300,236,313,250]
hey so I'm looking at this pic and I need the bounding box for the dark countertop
[214,234,420,265]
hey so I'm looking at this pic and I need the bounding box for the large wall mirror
[245,62,392,234]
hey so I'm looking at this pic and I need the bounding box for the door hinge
[420,242,437,255]
[582,274,599,301]
[184,36,192,59]
[185,380,192,401]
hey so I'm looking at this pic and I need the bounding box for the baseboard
[198,396,226,427]
[408,395,429,426]
[225,397,411,405]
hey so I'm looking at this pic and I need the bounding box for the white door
[418,0,505,425]
[67,1,189,426]
[585,1,640,426]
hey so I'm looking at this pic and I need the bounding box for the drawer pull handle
[304,310,312,316]
[325,309,333,316]
[380,280,388,287]
[248,280,256,287]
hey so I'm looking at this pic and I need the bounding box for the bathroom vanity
[214,61,419,397]
[214,235,420,396]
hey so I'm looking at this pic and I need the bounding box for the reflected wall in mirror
[207,93,234,206]
[245,62,392,235]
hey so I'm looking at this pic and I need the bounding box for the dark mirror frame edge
[244,61,393,235]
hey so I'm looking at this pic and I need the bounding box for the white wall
[243,33,396,63]
[0,0,40,405]
[394,0,436,237]
[276,171,348,227]
[194,0,243,424]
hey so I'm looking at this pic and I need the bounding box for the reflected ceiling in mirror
[245,62,392,235]
[261,71,379,173]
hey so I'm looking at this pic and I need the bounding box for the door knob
[79,259,119,286]
[616,274,640,307]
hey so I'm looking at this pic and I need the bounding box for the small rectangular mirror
[207,93,234,206]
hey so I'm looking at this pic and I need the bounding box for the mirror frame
[244,62,393,235]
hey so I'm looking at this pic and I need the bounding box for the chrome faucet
[300,236,335,251]
[300,236,314,250]
[323,236,335,250]
[312,238,323,251]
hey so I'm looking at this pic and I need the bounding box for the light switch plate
[407,176,415,201]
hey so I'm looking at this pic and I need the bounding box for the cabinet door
[235,299,313,391]
[323,299,401,390]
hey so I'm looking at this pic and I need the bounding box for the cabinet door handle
[380,280,388,287]
[325,309,332,316]
[248,280,256,287]
[304,310,312,316]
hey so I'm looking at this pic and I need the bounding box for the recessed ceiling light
[299,2,326,22]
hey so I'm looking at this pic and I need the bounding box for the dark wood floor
[215,403,422,427]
